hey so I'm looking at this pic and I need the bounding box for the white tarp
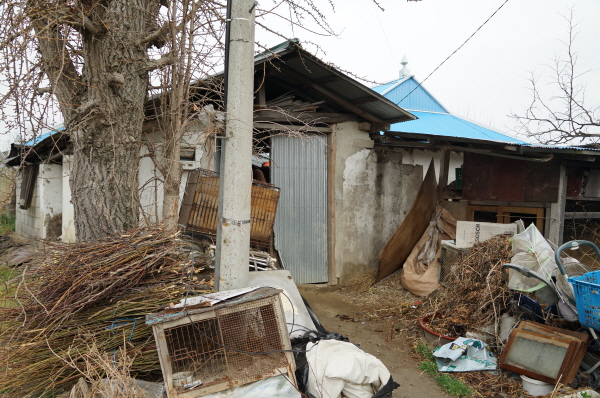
[248,270,316,338]
[432,337,497,372]
[305,339,391,398]
[201,375,301,398]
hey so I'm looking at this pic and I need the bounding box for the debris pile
[349,221,600,396]
[428,235,513,339]
[0,227,213,397]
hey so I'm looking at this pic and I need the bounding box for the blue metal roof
[373,76,527,144]
[23,125,65,146]
[389,111,528,144]
[373,77,447,113]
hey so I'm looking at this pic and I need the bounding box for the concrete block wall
[15,163,63,240]
[15,175,42,238]
[38,164,63,239]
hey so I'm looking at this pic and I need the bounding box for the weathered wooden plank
[377,159,437,282]
[179,169,280,245]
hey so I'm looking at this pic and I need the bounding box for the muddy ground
[298,284,452,398]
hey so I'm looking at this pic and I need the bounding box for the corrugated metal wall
[271,135,328,284]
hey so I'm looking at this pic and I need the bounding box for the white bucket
[520,375,555,396]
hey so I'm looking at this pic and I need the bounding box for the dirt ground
[298,284,453,398]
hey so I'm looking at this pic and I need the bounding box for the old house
[6,40,427,284]
[372,59,600,253]
[9,46,600,284]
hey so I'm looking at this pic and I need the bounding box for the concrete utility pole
[214,0,256,291]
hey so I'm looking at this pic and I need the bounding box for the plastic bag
[508,224,558,292]
[432,337,497,372]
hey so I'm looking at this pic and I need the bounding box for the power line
[398,0,510,104]
[372,2,398,66]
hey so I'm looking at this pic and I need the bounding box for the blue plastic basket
[569,271,600,330]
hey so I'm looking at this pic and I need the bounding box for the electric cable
[397,0,510,105]
[372,1,398,66]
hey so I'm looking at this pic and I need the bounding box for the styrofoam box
[455,221,518,248]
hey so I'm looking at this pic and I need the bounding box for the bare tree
[511,9,600,146]
[0,0,337,240]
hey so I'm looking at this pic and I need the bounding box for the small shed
[371,60,600,253]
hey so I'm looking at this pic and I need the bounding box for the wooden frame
[327,129,337,285]
[499,321,589,385]
[497,206,544,231]
[500,329,575,384]
[147,288,296,398]
[516,321,590,384]
[467,204,545,232]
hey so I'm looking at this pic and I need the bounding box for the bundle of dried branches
[426,235,513,339]
[0,226,213,397]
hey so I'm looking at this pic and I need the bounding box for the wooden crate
[499,321,590,384]
[178,169,280,246]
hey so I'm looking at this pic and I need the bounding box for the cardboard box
[455,221,517,248]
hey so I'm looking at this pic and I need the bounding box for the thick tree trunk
[161,137,182,229]
[67,0,157,241]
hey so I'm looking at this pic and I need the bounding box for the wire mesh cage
[564,199,600,269]
[146,288,296,398]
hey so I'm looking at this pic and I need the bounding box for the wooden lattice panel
[178,169,280,246]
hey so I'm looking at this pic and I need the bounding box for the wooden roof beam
[276,65,385,125]
[352,97,379,105]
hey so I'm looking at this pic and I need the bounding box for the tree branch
[139,21,171,47]
[34,87,52,95]
[27,11,83,123]
[510,8,600,145]
[144,55,173,73]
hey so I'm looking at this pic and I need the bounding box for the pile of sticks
[0,227,214,397]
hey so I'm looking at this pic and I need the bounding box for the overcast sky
[2,0,598,151]
[256,0,600,143]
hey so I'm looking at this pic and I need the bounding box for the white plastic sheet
[305,339,391,398]
[201,375,301,398]
[432,337,497,372]
[508,224,558,292]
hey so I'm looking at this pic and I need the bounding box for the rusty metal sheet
[566,166,584,198]
[463,153,559,203]
[584,169,600,198]
[178,169,280,245]
[524,159,560,202]
[461,153,494,201]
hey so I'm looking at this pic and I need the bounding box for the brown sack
[400,206,457,296]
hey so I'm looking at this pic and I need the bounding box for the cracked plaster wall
[333,122,423,284]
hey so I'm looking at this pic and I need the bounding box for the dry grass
[0,226,213,397]
[341,236,513,343]
[337,236,530,398]
[428,235,513,339]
